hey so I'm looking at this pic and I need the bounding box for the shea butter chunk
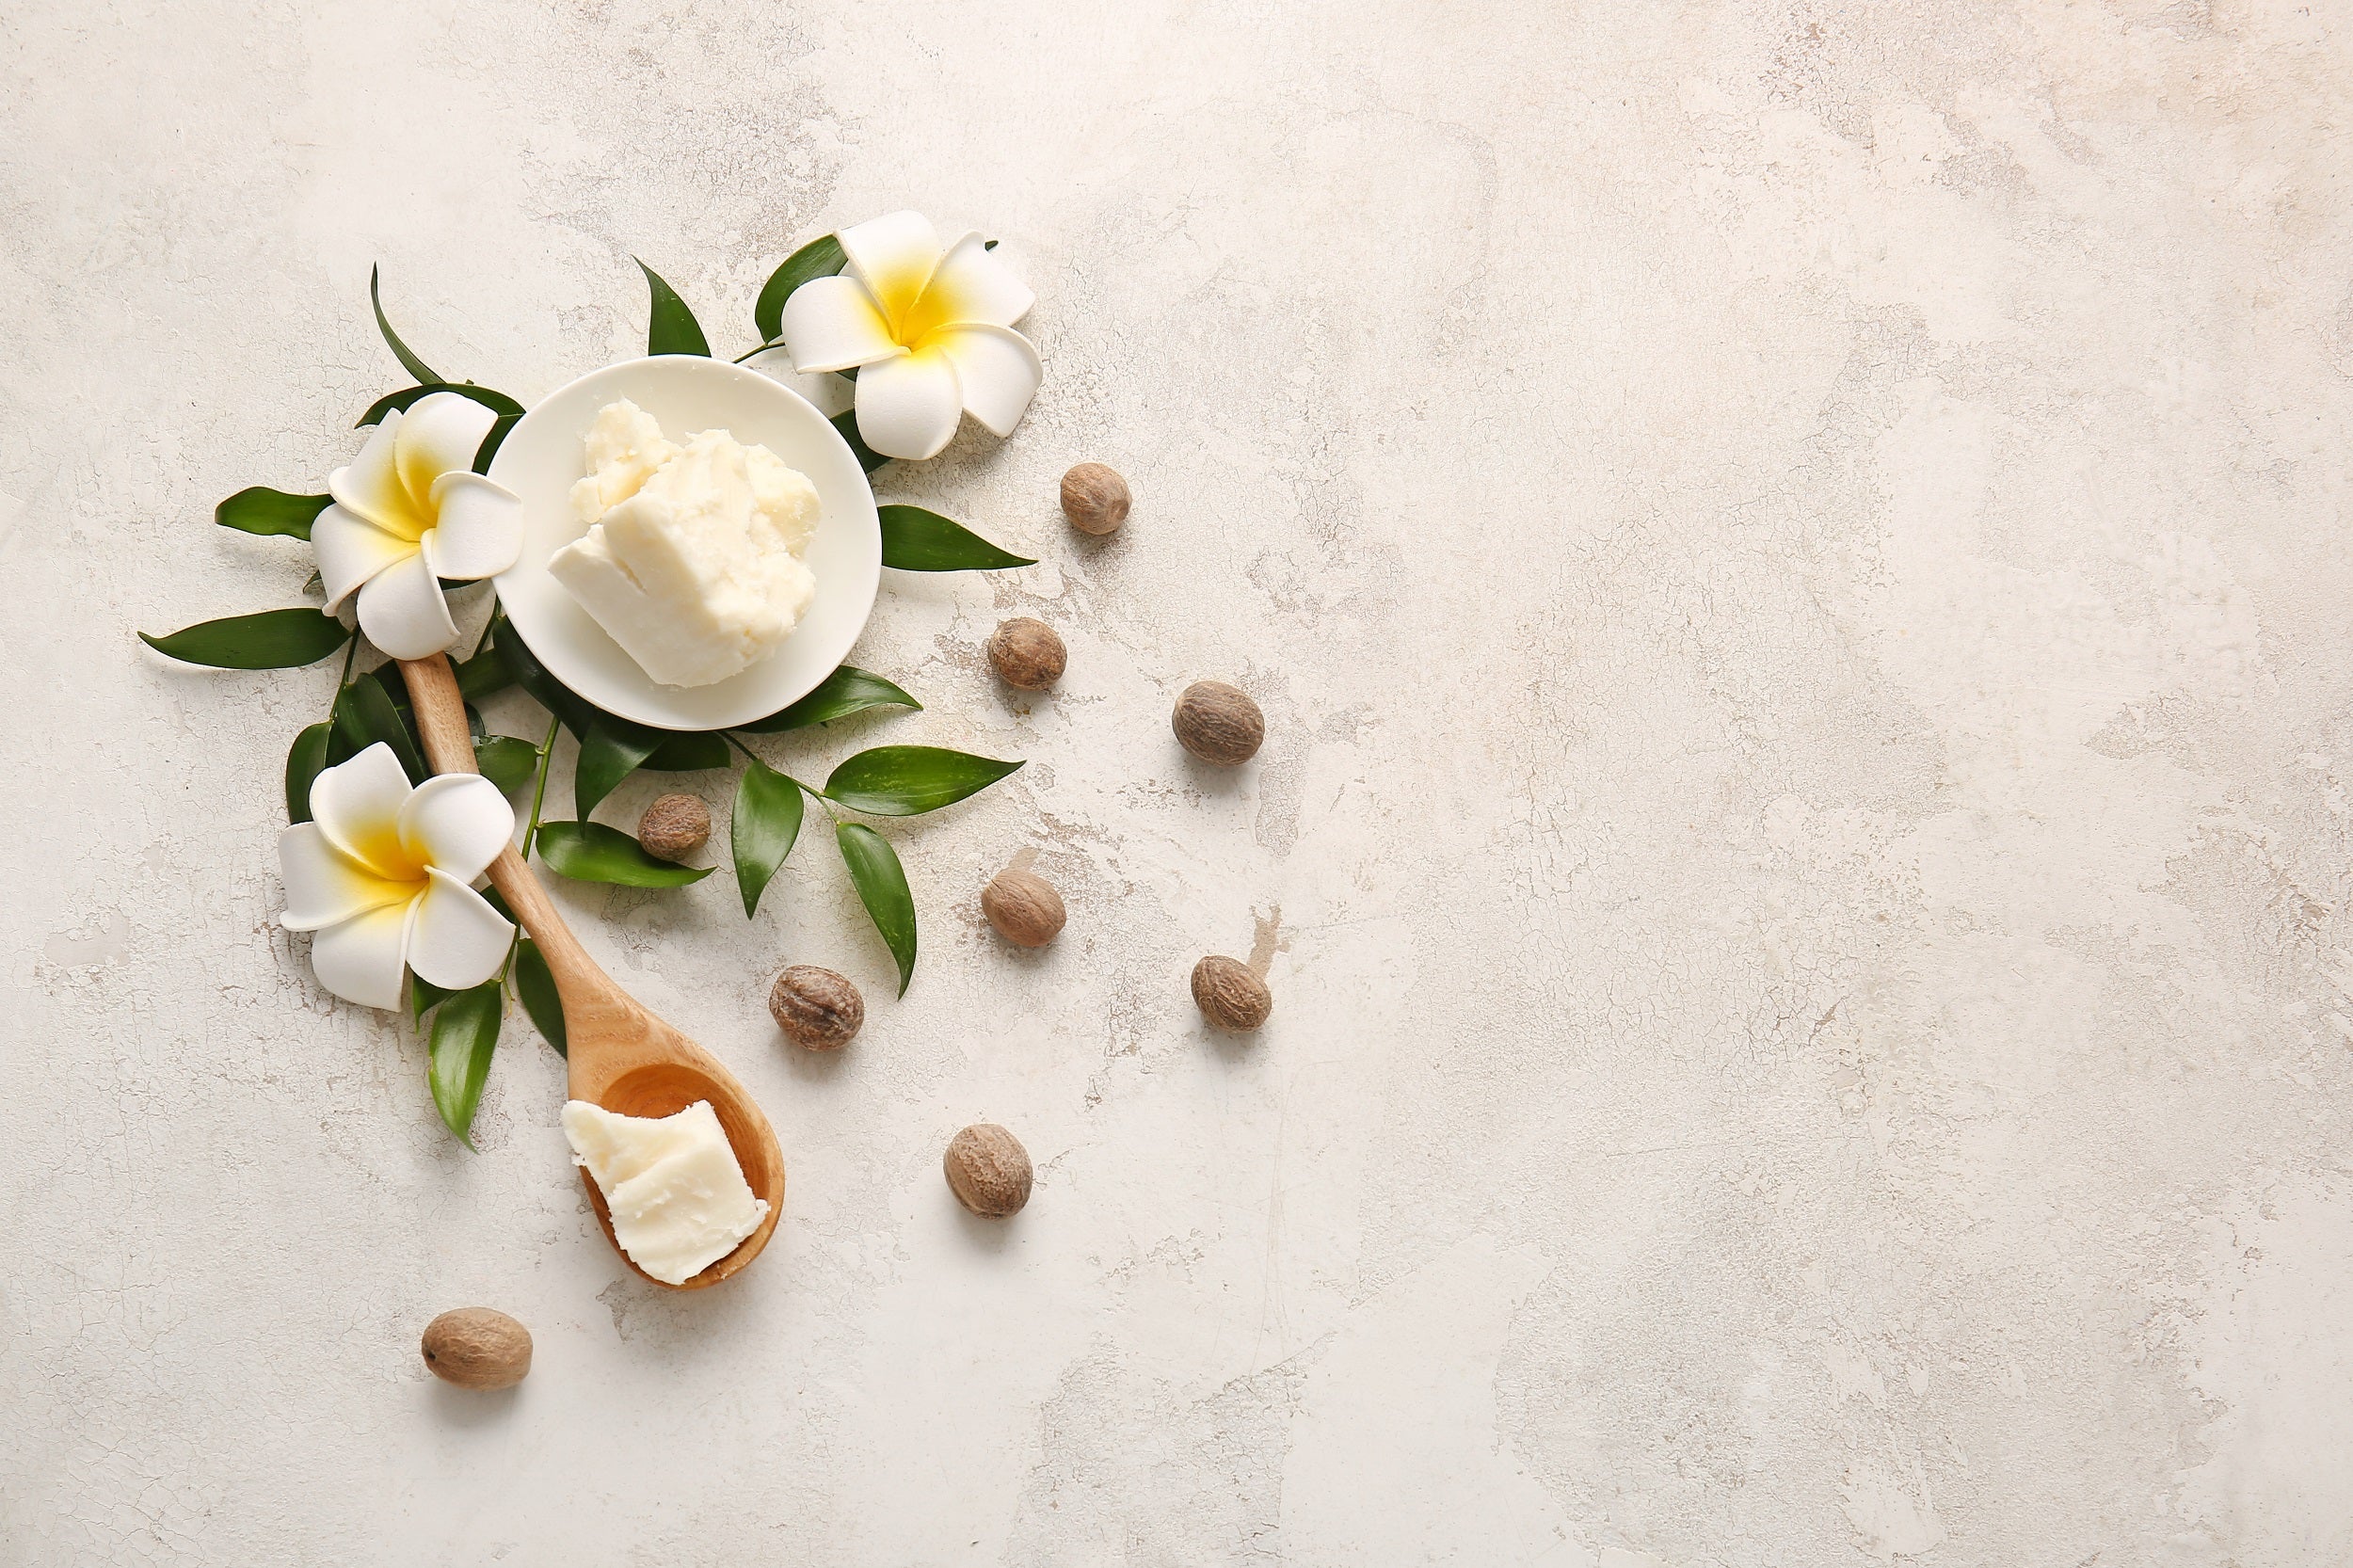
[568,399,680,523]
[562,1098,769,1285]
[551,404,821,688]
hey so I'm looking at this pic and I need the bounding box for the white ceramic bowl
[488,356,881,731]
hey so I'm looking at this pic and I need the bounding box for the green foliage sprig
[140,258,1038,1142]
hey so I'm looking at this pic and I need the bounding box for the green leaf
[877,505,1035,571]
[515,938,566,1056]
[644,731,731,772]
[730,757,805,917]
[575,723,726,809]
[831,409,888,474]
[535,821,714,887]
[141,608,349,670]
[474,734,539,794]
[753,232,846,344]
[836,822,917,996]
[453,637,514,702]
[366,660,408,707]
[474,411,519,472]
[357,382,526,428]
[284,722,333,823]
[736,664,920,732]
[363,661,429,733]
[638,258,712,358]
[357,386,431,426]
[334,672,427,784]
[216,488,329,540]
[427,982,503,1147]
[823,745,1023,816]
[370,264,442,385]
[410,975,455,1020]
[575,719,664,817]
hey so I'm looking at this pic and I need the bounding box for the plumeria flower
[778,211,1042,461]
[279,743,517,1011]
[315,392,524,659]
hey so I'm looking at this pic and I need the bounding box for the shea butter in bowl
[490,356,881,731]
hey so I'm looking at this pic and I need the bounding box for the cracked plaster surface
[5,0,2352,1562]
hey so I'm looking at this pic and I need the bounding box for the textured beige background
[6,0,2352,1562]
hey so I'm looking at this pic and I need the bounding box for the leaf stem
[499,712,562,986]
[520,712,560,860]
[328,630,360,719]
[724,729,831,818]
[730,342,780,364]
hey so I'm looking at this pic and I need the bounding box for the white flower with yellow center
[777,211,1042,461]
[314,392,524,659]
[278,743,517,1011]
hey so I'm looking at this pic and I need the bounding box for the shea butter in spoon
[562,1098,771,1286]
[550,400,820,688]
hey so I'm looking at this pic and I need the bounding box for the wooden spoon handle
[395,652,612,1005]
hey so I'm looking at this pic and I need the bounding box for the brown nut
[982,866,1065,947]
[420,1307,532,1389]
[769,965,864,1050]
[945,1123,1033,1216]
[637,793,711,862]
[1060,461,1130,536]
[988,617,1066,691]
[1173,681,1264,765]
[1192,955,1273,1031]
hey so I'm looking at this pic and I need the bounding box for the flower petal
[355,550,459,660]
[278,823,415,932]
[779,275,903,372]
[907,232,1033,335]
[312,503,415,613]
[854,344,963,461]
[397,774,514,883]
[424,472,523,581]
[393,392,498,514]
[927,323,1043,439]
[838,210,945,336]
[330,411,425,540]
[406,869,514,990]
[307,899,417,1011]
[310,743,418,880]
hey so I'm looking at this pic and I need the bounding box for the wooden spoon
[398,652,784,1289]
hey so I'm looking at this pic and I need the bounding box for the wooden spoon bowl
[569,1055,785,1290]
[399,652,784,1289]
